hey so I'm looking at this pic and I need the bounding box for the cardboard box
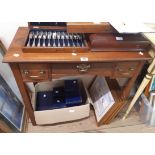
[31,79,90,125]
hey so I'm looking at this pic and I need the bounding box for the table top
[3,27,152,63]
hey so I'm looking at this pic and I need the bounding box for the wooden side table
[3,27,152,126]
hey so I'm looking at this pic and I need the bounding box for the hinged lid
[28,22,67,29]
[67,22,117,33]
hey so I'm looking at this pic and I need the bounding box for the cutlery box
[36,79,83,112]
[22,22,89,53]
[65,80,82,107]
[89,33,151,52]
[36,91,67,111]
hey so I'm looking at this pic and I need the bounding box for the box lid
[28,22,67,29]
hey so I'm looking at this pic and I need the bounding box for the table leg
[121,61,145,99]
[123,57,155,119]
[10,63,36,125]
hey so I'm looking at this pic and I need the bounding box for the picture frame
[0,40,6,56]
[89,77,115,122]
[0,75,25,132]
[149,75,155,92]
[149,91,155,107]
[0,40,25,132]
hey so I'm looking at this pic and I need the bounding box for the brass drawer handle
[23,70,29,75]
[117,68,135,72]
[117,68,123,72]
[39,70,45,74]
[76,64,91,72]
[23,70,45,75]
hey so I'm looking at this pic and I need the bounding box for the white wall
[0,22,27,101]
[0,22,27,49]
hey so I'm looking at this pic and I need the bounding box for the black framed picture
[0,74,25,132]
[0,41,25,132]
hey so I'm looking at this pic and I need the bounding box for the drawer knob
[76,64,91,72]
[23,70,29,75]
[29,75,40,78]
[39,70,45,74]
[129,68,135,71]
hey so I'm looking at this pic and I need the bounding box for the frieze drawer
[19,64,50,82]
[51,62,114,78]
[114,62,139,77]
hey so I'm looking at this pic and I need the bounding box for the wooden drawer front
[114,62,139,77]
[52,63,114,78]
[19,64,49,81]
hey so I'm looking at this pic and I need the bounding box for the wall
[0,22,27,101]
[0,22,27,49]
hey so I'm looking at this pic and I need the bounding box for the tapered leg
[123,58,155,120]
[121,61,145,99]
[10,63,36,125]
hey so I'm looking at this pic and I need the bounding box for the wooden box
[89,33,151,52]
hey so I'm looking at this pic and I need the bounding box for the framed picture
[89,77,115,122]
[0,41,25,132]
[149,75,155,92]
[0,40,6,56]
[149,91,155,109]
[0,72,25,132]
